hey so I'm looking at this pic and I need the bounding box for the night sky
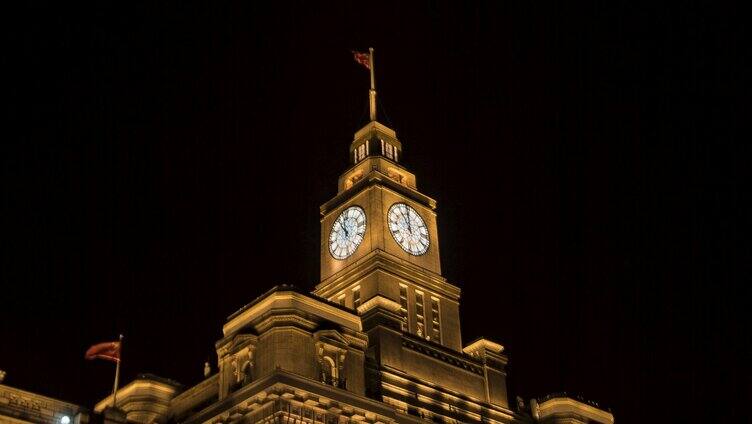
[3,2,745,423]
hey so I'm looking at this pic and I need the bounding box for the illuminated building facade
[0,376,84,424]
[1,88,613,424]
[88,113,614,424]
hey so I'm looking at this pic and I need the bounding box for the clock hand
[341,220,349,237]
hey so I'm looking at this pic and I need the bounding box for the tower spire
[368,47,376,122]
[349,48,401,166]
[352,48,377,122]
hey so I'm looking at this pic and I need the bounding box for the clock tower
[314,50,462,352]
[74,49,612,424]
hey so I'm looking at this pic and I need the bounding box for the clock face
[388,203,429,255]
[329,206,367,260]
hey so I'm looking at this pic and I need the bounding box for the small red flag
[352,50,370,69]
[85,341,121,363]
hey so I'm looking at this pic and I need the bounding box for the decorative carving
[205,395,396,424]
[345,171,365,190]
[231,358,239,382]
[315,337,349,390]
[5,392,46,411]
[387,168,406,185]
[220,336,257,397]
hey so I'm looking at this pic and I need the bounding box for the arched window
[241,361,252,386]
[321,355,337,384]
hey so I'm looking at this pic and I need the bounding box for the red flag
[352,50,370,69]
[85,341,121,363]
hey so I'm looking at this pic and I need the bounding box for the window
[358,144,365,161]
[415,291,425,338]
[354,150,357,163]
[385,143,393,159]
[380,139,385,155]
[394,147,398,162]
[241,361,252,386]
[399,285,408,331]
[321,356,342,388]
[431,297,441,342]
[353,286,361,309]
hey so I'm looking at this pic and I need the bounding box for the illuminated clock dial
[329,206,367,259]
[388,203,429,255]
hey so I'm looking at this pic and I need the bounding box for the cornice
[463,338,505,355]
[183,369,398,424]
[0,384,83,423]
[223,290,361,336]
[401,334,484,376]
[320,174,437,216]
[356,294,402,314]
[94,378,178,413]
[352,120,398,144]
[315,250,460,301]
[535,397,614,424]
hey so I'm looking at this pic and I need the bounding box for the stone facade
[93,119,613,424]
[1,117,614,424]
[0,382,85,424]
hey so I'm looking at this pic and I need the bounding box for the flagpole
[112,334,123,408]
[369,47,377,121]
